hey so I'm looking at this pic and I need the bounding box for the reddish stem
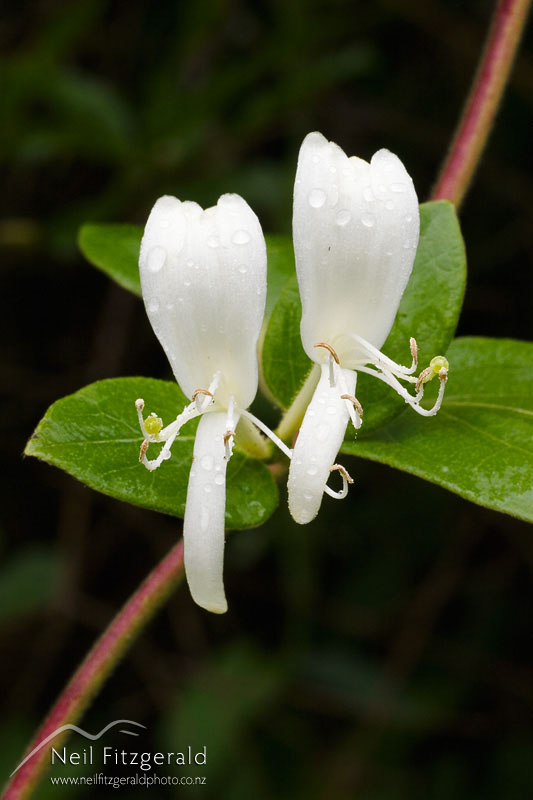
[431,0,531,208]
[2,540,185,800]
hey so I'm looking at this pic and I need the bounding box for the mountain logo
[10,720,146,777]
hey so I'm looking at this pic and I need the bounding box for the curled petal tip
[183,412,231,615]
[288,364,356,524]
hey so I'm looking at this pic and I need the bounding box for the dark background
[1,0,532,797]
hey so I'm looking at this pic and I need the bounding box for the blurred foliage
[2,0,533,798]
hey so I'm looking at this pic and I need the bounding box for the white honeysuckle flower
[288,131,448,524]
[136,193,271,614]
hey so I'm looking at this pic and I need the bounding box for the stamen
[415,355,449,392]
[224,396,236,460]
[240,408,293,460]
[410,337,418,369]
[340,394,364,417]
[314,342,340,363]
[223,430,236,460]
[357,359,448,417]
[314,343,341,388]
[192,387,214,411]
[337,367,362,431]
[330,463,354,483]
[415,366,434,393]
[139,439,149,463]
[324,463,354,500]
[135,398,155,441]
[191,371,221,412]
[191,388,213,401]
[349,333,418,377]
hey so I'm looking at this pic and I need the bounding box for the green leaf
[78,222,295,316]
[261,276,311,409]
[78,223,142,296]
[261,201,466,434]
[262,234,296,318]
[25,378,278,530]
[344,337,533,523]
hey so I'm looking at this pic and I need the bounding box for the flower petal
[293,132,419,365]
[183,410,238,614]
[288,364,356,524]
[139,194,267,409]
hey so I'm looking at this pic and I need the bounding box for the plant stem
[431,0,531,208]
[2,540,185,800]
[275,364,320,443]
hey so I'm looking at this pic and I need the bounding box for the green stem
[2,540,185,800]
[431,0,531,208]
[275,364,320,443]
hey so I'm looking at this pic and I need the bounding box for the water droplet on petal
[159,219,169,229]
[361,212,375,228]
[391,182,406,192]
[214,474,224,485]
[201,506,209,530]
[148,246,166,273]
[204,484,212,493]
[385,199,395,210]
[326,405,337,415]
[404,213,413,223]
[184,278,191,286]
[363,186,374,202]
[232,229,251,245]
[186,259,194,267]
[237,264,247,274]
[312,154,320,164]
[161,450,171,461]
[207,235,220,248]
[148,298,160,313]
[303,491,314,501]
[201,455,213,471]
[336,209,351,226]
[308,188,326,208]
[307,466,318,476]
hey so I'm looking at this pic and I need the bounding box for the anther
[139,439,149,463]
[341,394,363,417]
[410,337,418,368]
[415,366,434,393]
[223,429,236,461]
[314,342,340,364]
[223,430,235,445]
[191,388,214,401]
[330,463,354,484]
[135,398,145,411]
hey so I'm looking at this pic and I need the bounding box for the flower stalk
[431,0,531,208]
[2,541,185,800]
